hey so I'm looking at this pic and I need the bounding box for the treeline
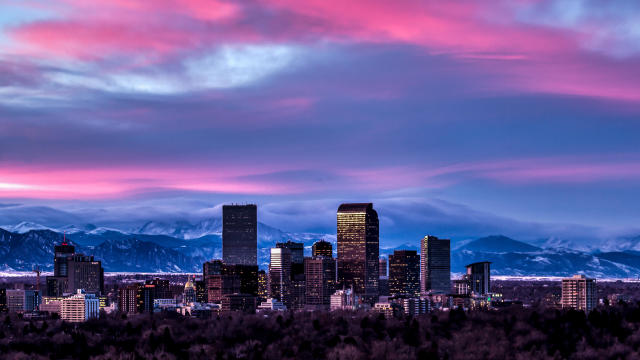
[2,304,640,359]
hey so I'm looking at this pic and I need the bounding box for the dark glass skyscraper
[465,261,491,295]
[222,204,258,266]
[337,203,379,303]
[420,235,450,294]
[389,250,420,297]
[304,256,336,307]
[312,240,333,258]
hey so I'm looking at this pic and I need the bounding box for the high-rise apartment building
[304,256,337,307]
[312,240,333,258]
[420,235,450,294]
[269,247,292,308]
[118,284,139,314]
[561,275,597,312]
[60,290,99,323]
[389,250,420,297]
[222,204,258,266]
[337,203,379,303]
[465,262,491,295]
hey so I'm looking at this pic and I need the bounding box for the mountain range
[1,221,640,278]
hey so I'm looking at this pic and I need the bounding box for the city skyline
[1,1,640,249]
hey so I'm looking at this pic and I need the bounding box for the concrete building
[561,275,597,312]
[257,298,287,311]
[60,290,99,322]
[330,289,357,311]
[304,256,337,307]
[6,289,39,313]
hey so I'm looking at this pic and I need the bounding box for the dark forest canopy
[2,304,640,359]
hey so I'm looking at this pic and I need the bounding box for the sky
[1,0,640,247]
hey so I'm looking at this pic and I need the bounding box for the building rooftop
[337,203,373,213]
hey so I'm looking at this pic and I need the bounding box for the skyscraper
[277,241,305,310]
[389,250,420,297]
[47,243,104,296]
[222,204,258,266]
[420,235,450,294]
[312,240,333,257]
[269,247,292,308]
[304,256,337,308]
[379,257,388,277]
[465,262,491,295]
[337,203,379,303]
[562,275,597,312]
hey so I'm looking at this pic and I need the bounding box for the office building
[269,247,292,308]
[222,204,258,266]
[453,279,470,295]
[60,290,99,323]
[221,294,256,312]
[402,298,429,316]
[304,256,337,307]
[223,264,259,297]
[466,262,491,295]
[561,275,597,312]
[118,284,139,314]
[389,250,420,297]
[257,270,268,303]
[6,289,39,313]
[378,276,389,297]
[145,278,171,299]
[47,242,104,296]
[312,240,333,258]
[277,241,305,310]
[379,257,388,277]
[420,235,450,294]
[39,297,62,315]
[257,298,287,311]
[337,203,379,303]
[330,289,357,311]
[195,280,207,303]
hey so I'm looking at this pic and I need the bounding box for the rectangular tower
[420,235,450,294]
[337,203,379,303]
[304,256,337,307]
[561,274,597,312]
[389,250,420,297]
[269,247,292,308]
[222,204,258,266]
[465,262,491,295]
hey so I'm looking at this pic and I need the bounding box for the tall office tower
[138,284,156,312]
[118,285,139,314]
[145,278,171,299]
[67,254,104,295]
[312,240,333,258]
[337,203,379,303]
[465,262,491,295]
[47,242,75,296]
[389,250,421,297]
[257,270,268,303]
[203,260,224,277]
[562,275,597,312]
[420,235,451,294]
[222,204,258,266]
[304,256,337,308]
[269,247,292,308]
[379,257,388,277]
[54,243,75,276]
[277,241,305,310]
[60,290,99,323]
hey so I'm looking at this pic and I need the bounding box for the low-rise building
[60,290,100,322]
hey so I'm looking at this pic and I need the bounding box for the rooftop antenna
[62,231,67,246]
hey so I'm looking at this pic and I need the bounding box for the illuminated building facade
[222,204,258,266]
[389,250,420,297]
[420,235,450,294]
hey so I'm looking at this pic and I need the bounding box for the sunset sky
[1,1,640,244]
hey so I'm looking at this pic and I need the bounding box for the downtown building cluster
[0,203,599,320]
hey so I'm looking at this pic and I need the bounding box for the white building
[257,298,287,311]
[330,289,356,311]
[373,302,394,317]
[61,290,100,323]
